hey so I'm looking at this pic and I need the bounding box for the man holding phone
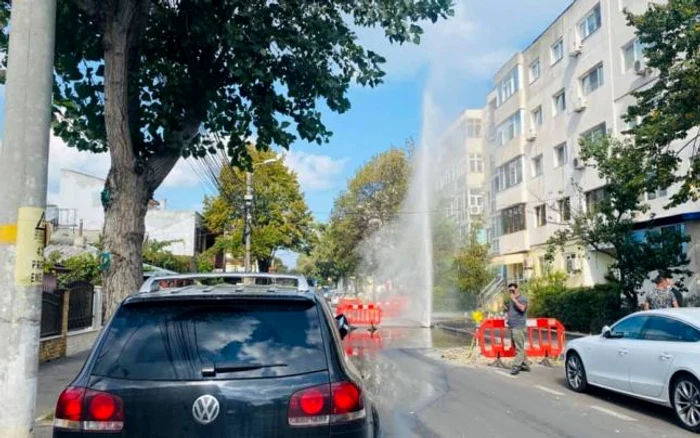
[506,283,529,375]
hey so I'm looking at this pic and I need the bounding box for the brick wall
[39,291,70,363]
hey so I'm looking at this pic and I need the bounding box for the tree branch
[74,0,98,16]
[145,115,201,190]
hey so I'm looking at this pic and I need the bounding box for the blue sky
[0,0,572,266]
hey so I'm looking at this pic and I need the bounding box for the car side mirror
[601,326,611,338]
[335,314,350,340]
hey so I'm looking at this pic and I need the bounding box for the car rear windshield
[92,300,327,381]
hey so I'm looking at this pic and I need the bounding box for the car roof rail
[139,272,310,294]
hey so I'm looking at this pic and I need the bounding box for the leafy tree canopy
[625,0,700,206]
[547,136,691,309]
[202,147,315,272]
[0,0,452,180]
[328,146,412,277]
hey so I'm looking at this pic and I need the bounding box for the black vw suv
[53,273,380,437]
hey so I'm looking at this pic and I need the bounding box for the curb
[34,411,53,427]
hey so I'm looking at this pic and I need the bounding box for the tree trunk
[101,0,150,317]
[258,257,272,273]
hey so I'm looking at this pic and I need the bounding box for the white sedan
[565,308,700,432]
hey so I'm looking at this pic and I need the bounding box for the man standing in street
[506,283,530,375]
[643,274,679,310]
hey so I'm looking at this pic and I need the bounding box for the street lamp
[244,157,280,272]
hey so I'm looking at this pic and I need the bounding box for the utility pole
[244,172,253,272]
[0,1,57,437]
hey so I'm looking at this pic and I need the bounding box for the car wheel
[565,351,588,393]
[672,374,700,432]
[372,405,381,437]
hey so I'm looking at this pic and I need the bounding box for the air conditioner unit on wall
[570,41,583,57]
[573,157,586,170]
[469,205,483,215]
[566,255,582,273]
[573,96,587,112]
[526,129,537,142]
[634,59,651,76]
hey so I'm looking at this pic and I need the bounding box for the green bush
[525,272,624,334]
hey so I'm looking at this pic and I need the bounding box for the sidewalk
[34,350,90,437]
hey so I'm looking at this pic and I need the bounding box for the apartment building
[437,109,487,239]
[484,0,700,294]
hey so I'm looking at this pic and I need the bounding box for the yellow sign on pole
[14,207,46,287]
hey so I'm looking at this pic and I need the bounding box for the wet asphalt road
[346,325,696,438]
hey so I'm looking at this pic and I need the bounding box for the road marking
[490,369,517,379]
[535,385,565,396]
[590,405,637,422]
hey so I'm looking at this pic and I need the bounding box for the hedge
[525,273,626,334]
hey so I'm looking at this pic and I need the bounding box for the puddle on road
[342,326,471,436]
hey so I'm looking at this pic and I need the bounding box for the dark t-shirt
[507,295,528,329]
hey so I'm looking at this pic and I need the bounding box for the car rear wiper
[201,362,288,377]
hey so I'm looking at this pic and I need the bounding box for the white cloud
[47,135,203,201]
[283,150,348,191]
[161,158,201,188]
[355,0,570,82]
[47,136,110,203]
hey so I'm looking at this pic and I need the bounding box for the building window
[538,256,552,275]
[565,253,581,274]
[646,188,668,201]
[559,197,572,222]
[551,38,564,64]
[627,115,642,130]
[535,205,547,227]
[622,38,646,71]
[581,123,607,145]
[532,155,543,177]
[469,153,484,173]
[581,64,604,95]
[529,59,541,83]
[579,4,602,40]
[469,189,484,207]
[494,156,524,192]
[554,143,568,167]
[496,110,523,146]
[466,118,482,138]
[497,66,520,106]
[501,204,526,235]
[586,187,607,213]
[553,90,566,115]
[531,106,543,128]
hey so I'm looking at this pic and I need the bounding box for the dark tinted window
[92,300,327,381]
[643,316,700,342]
[611,315,647,339]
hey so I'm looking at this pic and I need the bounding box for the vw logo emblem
[192,394,220,425]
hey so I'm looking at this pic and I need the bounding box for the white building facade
[484,0,700,295]
[437,110,487,239]
[51,169,207,257]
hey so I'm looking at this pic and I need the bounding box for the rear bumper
[53,425,372,438]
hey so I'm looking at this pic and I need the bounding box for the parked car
[52,273,380,437]
[564,308,700,432]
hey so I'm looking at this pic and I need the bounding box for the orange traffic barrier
[475,318,566,367]
[336,303,383,327]
[380,296,410,318]
[343,330,383,357]
[337,297,363,308]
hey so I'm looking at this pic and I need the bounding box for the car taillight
[288,382,366,427]
[54,387,124,432]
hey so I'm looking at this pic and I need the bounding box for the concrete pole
[0,1,57,437]
[244,172,253,272]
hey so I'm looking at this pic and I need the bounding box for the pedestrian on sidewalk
[643,273,679,310]
[506,283,530,376]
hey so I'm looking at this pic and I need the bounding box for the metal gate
[66,281,94,331]
[40,291,63,337]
